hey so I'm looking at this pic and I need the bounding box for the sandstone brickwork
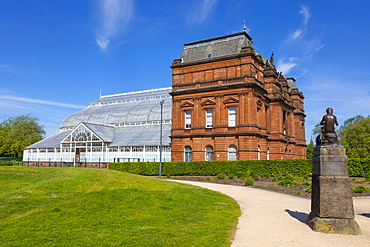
[170,32,306,162]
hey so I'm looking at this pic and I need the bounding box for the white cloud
[186,0,218,25]
[277,57,298,75]
[279,5,325,76]
[0,95,85,109]
[94,0,134,51]
[299,4,311,26]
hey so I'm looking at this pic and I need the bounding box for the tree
[311,123,322,137]
[306,139,315,159]
[338,115,370,158]
[0,114,45,157]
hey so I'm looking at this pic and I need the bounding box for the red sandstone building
[170,31,306,162]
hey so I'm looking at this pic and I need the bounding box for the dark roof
[180,32,253,63]
[184,31,252,46]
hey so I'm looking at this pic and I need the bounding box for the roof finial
[243,20,247,32]
[270,50,275,66]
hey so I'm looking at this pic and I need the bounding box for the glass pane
[206,109,213,128]
[228,107,236,127]
[185,111,192,129]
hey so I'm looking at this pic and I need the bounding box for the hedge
[348,158,370,177]
[109,158,370,177]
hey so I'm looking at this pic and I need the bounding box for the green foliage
[251,173,260,181]
[352,186,366,194]
[306,141,315,160]
[217,173,225,179]
[278,175,294,186]
[312,123,323,137]
[244,179,254,186]
[347,158,370,176]
[302,181,312,186]
[0,158,22,166]
[0,114,45,157]
[110,158,370,178]
[364,172,370,182]
[236,172,248,179]
[228,173,235,179]
[110,159,313,176]
[304,187,312,193]
[0,167,239,246]
[339,115,370,158]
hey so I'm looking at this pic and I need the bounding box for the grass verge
[0,167,239,246]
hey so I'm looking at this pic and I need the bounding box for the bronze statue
[319,108,339,145]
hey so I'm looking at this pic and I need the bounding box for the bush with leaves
[244,179,254,186]
[339,115,370,158]
[109,158,369,177]
[0,114,45,157]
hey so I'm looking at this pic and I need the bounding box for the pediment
[223,96,239,105]
[201,98,216,106]
[180,101,194,108]
[61,122,106,143]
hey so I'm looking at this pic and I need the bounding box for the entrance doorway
[75,148,86,162]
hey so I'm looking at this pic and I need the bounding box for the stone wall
[170,32,306,162]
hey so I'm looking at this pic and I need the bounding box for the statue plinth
[306,146,361,235]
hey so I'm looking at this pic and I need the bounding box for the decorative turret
[269,50,275,66]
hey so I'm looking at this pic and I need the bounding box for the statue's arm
[334,116,339,126]
[320,116,325,125]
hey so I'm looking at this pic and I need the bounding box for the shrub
[348,158,370,176]
[251,173,259,181]
[352,186,366,194]
[302,181,312,186]
[109,159,313,176]
[236,172,248,179]
[260,172,271,179]
[217,173,225,179]
[228,173,235,179]
[304,187,312,193]
[364,172,370,182]
[109,158,369,178]
[278,178,294,187]
[244,179,254,186]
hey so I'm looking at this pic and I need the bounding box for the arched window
[205,145,214,161]
[228,145,237,161]
[257,146,261,160]
[184,146,192,162]
[266,148,270,160]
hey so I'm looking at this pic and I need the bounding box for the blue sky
[0,0,369,142]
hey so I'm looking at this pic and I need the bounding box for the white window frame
[228,145,237,161]
[185,110,192,129]
[206,108,213,128]
[184,146,192,162]
[228,107,236,127]
[205,145,214,161]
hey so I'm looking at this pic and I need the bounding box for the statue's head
[326,108,333,114]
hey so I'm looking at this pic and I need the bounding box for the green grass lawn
[0,167,239,247]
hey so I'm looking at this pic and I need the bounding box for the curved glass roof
[61,88,172,129]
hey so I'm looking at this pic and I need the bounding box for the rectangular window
[206,109,213,128]
[228,107,236,127]
[185,110,192,129]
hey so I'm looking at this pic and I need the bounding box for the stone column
[306,146,361,235]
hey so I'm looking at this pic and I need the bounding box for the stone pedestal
[306,146,361,235]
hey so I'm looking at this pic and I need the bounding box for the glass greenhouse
[23,88,172,167]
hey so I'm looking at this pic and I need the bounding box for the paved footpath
[171,180,370,247]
